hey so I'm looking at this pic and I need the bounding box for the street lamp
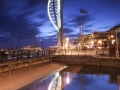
[115,28,120,58]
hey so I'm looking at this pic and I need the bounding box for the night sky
[0,0,120,48]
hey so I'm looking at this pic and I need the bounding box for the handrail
[0,56,55,76]
[0,50,56,63]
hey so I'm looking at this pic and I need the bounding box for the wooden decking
[0,63,66,90]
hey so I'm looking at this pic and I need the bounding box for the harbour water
[28,65,119,90]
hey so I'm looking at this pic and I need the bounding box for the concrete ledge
[53,55,120,67]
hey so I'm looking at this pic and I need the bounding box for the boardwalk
[0,63,66,90]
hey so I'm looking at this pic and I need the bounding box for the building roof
[92,31,112,39]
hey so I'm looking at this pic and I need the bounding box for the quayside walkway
[0,63,66,90]
[0,49,120,90]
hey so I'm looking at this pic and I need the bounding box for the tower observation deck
[47,0,63,47]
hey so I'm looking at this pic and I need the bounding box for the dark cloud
[63,28,73,34]
[26,0,47,8]
[0,0,49,47]
[70,15,94,26]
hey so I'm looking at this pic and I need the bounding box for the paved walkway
[0,63,67,90]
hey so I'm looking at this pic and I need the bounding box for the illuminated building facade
[47,0,63,47]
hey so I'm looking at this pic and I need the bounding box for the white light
[111,35,114,38]
[66,37,69,42]
[66,72,70,84]
[112,39,115,44]
[47,0,59,32]
[98,40,102,44]
[90,41,94,44]
[66,77,70,84]
[48,72,59,90]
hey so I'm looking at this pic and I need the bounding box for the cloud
[70,15,94,27]
[0,0,50,47]
[0,0,120,48]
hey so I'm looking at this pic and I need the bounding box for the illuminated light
[47,0,61,32]
[66,77,70,84]
[98,40,102,44]
[48,72,59,90]
[111,35,114,38]
[98,46,102,50]
[48,0,63,46]
[87,46,89,48]
[112,39,115,44]
[66,72,70,84]
[90,41,94,44]
[66,37,69,42]
[65,37,69,49]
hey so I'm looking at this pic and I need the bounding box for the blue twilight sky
[0,0,120,48]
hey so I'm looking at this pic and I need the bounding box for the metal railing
[54,49,119,59]
[0,50,56,63]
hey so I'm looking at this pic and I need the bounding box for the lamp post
[116,28,120,58]
[65,37,69,53]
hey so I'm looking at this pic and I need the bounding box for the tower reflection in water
[29,66,120,90]
[48,72,61,90]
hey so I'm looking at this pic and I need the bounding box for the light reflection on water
[29,65,120,90]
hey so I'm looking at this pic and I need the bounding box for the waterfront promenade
[0,49,120,90]
[0,63,66,90]
[55,49,119,59]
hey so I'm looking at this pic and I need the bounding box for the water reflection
[29,65,120,90]
[48,72,61,90]
[66,72,70,84]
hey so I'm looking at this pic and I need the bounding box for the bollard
[9,62,12,76]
